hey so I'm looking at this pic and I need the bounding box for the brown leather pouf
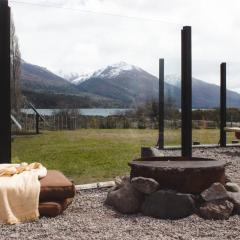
[39,202,63,217]
[39,198,74,217]
[39,170,75,217]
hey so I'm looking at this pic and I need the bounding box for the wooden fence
[11,113,240,133]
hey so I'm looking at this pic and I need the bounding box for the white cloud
[9,0,240,91]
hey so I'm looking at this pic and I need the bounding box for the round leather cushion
[40,170,75,202]
[39,198,74,217]
[39,202,62,217]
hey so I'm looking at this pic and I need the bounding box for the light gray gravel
[1,147,240,240]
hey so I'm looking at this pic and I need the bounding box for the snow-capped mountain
[76,62,180,106]
[71,62,143,85]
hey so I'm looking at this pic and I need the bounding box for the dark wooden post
[181,26,192,158]
[158,58,164,149]
[220,62,226,147]
[36,114,40,134]
[0,0,11,163]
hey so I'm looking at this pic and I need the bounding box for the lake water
[21,108,132,117]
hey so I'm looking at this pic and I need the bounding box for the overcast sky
[9,0,240,91]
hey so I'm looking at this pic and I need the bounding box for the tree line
[125,99,240,126]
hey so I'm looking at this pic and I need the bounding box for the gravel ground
[1,147,240,240]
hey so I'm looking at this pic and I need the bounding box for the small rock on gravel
[227,191,240,214]
[199,199,234,220]
[131,177,159,194]
[201,182,228,202]
[226,182,240,193]
[141,147,164,157]
[105,182,144,214]
[141,190,196,219]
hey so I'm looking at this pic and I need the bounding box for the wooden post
[25,113,27,131]
[220,62,227,147]
[0,0,11,163]
[158,58,164,149]
[181,26,192,158]
[36,114,40,134]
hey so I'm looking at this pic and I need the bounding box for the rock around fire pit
[129,156,226,194]
[105,176,240,220]
[105,156,240,220]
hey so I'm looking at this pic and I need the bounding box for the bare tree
[10,15,22,113]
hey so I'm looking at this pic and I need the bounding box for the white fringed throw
[0,163,47,224]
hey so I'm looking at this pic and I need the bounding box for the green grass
[12,129,235,184]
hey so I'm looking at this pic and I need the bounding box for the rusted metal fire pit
[129,156,226,194]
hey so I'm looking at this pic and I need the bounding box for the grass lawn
[12,129,235,184]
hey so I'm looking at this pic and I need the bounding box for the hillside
[20,61,125,108]
[20,61,240,108]
[166,75,240,108]
[21,61,79,94]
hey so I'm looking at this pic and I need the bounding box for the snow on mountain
[96,61,141,78]
[57,71,80,82]
[71,72,93,84]
[71,62,142,85]
[165,74,181,87]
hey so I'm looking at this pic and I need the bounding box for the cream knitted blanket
[0,163,47,225]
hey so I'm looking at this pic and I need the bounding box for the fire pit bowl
[129,156,226,194]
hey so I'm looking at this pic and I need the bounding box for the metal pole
[181,26,192,158]
[158,58,164,149]
[220,62,226,147]
[0,0,11,163]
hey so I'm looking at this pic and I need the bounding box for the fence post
[36,114,40,134]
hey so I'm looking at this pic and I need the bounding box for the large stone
[227,191,240,214]
[131,177,159,194]
[226,182,240,193]
[105,182,143,214]
[199,200,234,220]
[114,175,130,189]
[141,147,164,158]
[201,183,228,202]
[141,190,195,219]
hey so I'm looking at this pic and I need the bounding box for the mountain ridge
[20,61,240,108]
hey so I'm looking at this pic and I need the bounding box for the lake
[21,108,132,117]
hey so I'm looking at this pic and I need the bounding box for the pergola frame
[0,1,235,164]
[181,26,192,157]
[0,0,11,163]
[220,63,227,147]
[158,58,164,149]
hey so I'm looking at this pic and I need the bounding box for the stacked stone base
[105,176,240,220]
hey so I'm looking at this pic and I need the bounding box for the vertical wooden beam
[220,62,227,147]
[181,26,192,158]
[0,0,11,163]
[158,58,164,149]
[36,114,40,134]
